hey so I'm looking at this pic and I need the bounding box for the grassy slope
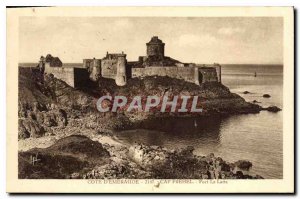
[18,135,109,179]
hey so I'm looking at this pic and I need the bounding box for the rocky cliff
[18,67,267,179]
[18,67,262,140]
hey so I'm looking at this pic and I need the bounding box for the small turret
[194,67,200,85]
[38,56,45,72]
[214,63,221,83]
[115,53,127,86]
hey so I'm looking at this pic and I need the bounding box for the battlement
[104,52,126,60]
[39,36,221,88]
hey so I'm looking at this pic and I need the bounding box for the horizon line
[18,62,284,66]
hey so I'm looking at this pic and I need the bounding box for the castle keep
[40,36,221,87]
[146,36,165,58]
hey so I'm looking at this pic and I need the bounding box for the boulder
[235,171,244,179]
[262,94,271,98]
[234,160,252,171]
[252,100,261,103]
[18,121,30,139]
[19,118,45,139]
[262,106,281,113]
[57,109,68,127]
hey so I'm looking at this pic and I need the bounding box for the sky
[19,17,283,64]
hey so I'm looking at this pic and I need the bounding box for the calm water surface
[117,64,283,179]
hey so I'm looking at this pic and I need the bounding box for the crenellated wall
[44,61,220,88]
[41,37,221,88]
[132,66,220,85]
[77,37,221,87]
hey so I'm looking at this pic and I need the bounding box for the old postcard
[6,7,294,193]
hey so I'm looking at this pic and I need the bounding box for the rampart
[198,67,219,83]
[44,64,89,88]
[132,66,220,85]
[40,36,221,88]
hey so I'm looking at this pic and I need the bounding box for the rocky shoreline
[17,67,280,179]
[19,134,263,179]
[18,67,281,140]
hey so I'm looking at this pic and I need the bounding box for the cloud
[218,27,245,35]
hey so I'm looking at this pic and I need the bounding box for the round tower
[115,53,127,86]
[146,36,165,58]
[90,58,101,82]
[38,56,45,73]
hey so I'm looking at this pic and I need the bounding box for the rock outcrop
[94,76,262,119]
[18,67,263,140]
[127,144,262,179]
[261,106,282,113]
[45,54,63,67]
[18,118,45,139]
[18,136,263,179]
[18,135,110,179]
[263,94,271,98]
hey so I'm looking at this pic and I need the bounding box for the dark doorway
[198,71,203,84]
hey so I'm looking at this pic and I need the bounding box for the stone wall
[132,66,196,84]
[131,66,219,84]
[45,62,220,87]
[146,36,165,58]
[115,55,127,86]
[215,65,221,83]
[147,44,164,58]
[44,64,89,88]
[44,63,75,87]
[101,59,118,79]
[198,68,219,83]
[83,59,101,81]
[83,59,101,71]
[132,66,220,85]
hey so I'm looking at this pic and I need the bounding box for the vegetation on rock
[17,67,269,179]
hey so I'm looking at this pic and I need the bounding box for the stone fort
[40,36,221,87]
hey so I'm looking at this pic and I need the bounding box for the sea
[116,64,283,179]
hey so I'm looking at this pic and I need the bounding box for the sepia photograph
[6,7,294,193]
